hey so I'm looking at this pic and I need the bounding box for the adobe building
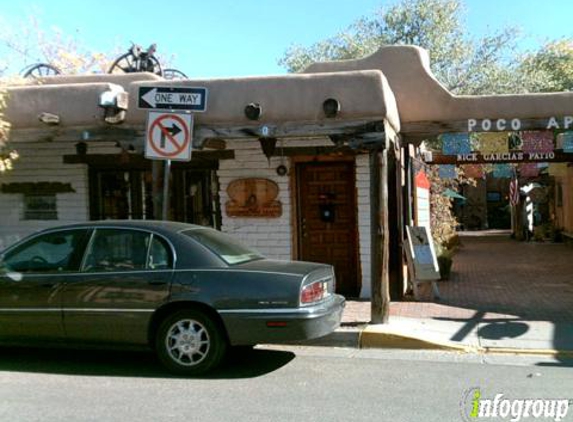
[1,45,572,300]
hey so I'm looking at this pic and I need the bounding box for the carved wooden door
[296,161,360,297]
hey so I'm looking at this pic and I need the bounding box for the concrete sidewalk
[360,316,573,356]
[304,315,573,357]
[302,233,573,356]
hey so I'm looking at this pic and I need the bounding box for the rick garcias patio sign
[428,129,573,165]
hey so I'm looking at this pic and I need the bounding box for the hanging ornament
[440,133,471,155]
[462,164,484,179]
[276,139,288,176]
[557,131,573,153]
[519,163,539,178]
[493,163,512,178]
[521,131,554,153]
[477,132,509,154]
[438,164,457,179]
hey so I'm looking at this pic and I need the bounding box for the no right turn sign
[145,111,193,161]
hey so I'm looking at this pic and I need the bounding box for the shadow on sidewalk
[434,310,573,368]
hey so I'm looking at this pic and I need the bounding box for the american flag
[509,176,519,206]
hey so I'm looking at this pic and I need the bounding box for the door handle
[148,279,167,286]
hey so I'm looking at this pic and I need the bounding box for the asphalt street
[0,345,571,422]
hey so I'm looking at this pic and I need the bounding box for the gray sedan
[0,221,344,374]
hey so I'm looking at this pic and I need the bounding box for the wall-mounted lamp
[323,98,340,118]
[38,112,60,125]
[99,84,128,125]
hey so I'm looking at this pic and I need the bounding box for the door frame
[290,155,361,292]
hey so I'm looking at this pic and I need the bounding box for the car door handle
[148,279,167,286]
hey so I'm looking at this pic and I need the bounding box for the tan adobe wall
[305,45,573,126]
[5,70,399,134]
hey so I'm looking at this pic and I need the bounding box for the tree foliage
[279,0,573,248]
[0,16,119,76]
[279,0,524,95]
[280,0,573,96]
[0,17,167,176]
[517,39,573,92]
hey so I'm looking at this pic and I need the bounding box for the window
[23,194,57,220]
[181,228,263,265]
[2,229,88,273]
[148,235,172,270]
[83,229,152,272]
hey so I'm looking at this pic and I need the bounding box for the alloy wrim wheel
[156,310,227,375]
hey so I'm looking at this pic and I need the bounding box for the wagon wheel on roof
[107,44,163,76]
[163,68,188,80]
[21,63,62,79]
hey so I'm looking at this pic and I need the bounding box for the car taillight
[300,281,327,304]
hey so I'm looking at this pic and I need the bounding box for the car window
[148,235,173,270]
[2,229,89,273]
[181,228,263,265]
[83,229,151,272]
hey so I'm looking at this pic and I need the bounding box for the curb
[358,326,573,357]
[481,347,573,357]
[284,326,573,358]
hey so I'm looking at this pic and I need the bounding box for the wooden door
[296,161,360,297]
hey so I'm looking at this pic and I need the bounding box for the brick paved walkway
[342,232,573,324]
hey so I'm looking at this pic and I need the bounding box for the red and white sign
[145,111,193,161]
[414,170,431,229]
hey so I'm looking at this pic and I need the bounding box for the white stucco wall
[218,138,372,298]
[0,141,120,251]
[355,154,372,298]
[218,139,293,261]
[1,136,374,298]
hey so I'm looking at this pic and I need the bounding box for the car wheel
[156,309,227,375]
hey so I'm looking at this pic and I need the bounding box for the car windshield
[181,228,264,265]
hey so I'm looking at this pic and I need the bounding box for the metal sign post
[145,111,194,221]
[162,159,171,220]
[141,86,207,221]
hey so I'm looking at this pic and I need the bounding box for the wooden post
[387,145,403,299]
[371,148,391,324]
[370,149,382,322]
[402,143,413,227]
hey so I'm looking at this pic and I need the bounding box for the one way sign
[138,86,208,111]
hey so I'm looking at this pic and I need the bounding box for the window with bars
[23,194,58,220]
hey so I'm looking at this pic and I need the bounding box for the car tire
[156,309,227,375]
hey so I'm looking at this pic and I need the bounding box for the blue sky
[1,0,572,78]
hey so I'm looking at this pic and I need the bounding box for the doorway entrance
[295,159,360,297]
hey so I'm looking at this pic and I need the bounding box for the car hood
[236,258,329,277]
